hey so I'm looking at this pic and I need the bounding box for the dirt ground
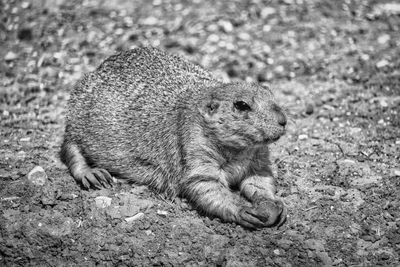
[1,0,400,266]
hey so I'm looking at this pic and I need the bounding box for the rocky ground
[1,0,399,266]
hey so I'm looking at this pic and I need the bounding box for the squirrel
[60,47,288,229]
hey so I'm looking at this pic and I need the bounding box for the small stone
[349,127,362,135]
[261,7,276,18]
[275,65,284,73]
[94,196,112,208]
[298,134,308,140]
[342,159,356,164]
[376,59,389,68]
[360,54,370,61]
[125,212,144,223]
[273,249,280,255]
[218,20,233,33]
[305,103,314,115]
[21,1,30,8]
[263,45,271,54]
[207,34,219,43]
[141,16,158,25]
[238,32,251,41]
[157,210,168,216]
[27,166,47,186]
[379,99,388,108]
[5,51,18,61]
[263,25,272,32]
[376,3,400,15]
[20,137,30,142]
[393,169,400,177]
[115,28,124,35]
[378,34,390,44]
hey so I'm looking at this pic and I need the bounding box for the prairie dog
[61,47,287,228]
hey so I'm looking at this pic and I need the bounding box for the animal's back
[64,47,219,189]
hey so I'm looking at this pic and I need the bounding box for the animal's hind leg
[60,141,113,189]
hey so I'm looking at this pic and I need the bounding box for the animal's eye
[234,101,251,111]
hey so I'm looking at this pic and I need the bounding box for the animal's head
[199,82,287,149]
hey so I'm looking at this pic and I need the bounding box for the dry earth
[1,0,400,266]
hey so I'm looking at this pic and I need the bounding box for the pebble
[379,99,388,107]
[263,45,271,54]
[349,127,362,135]
[218,20,233,33]
[298,134,308,140]
[207,34,219,43]
[376,3,400,15]
[393,169,400,177]
[94,196,112,208]
[275,65,284,73]
[238,32,251,41]
[27,166,47,186]
[20,137,30,142]
[141,16,158,26]
[377,34,390,44]
[261,7,276,18]
[157,210,168,216]
[145,230,153,235]
[342,159,356,164]
[125,212,144,223]
[5,51,18,61]
[21,1,30,8]
[360,54,370,61]
[376,59,389,68]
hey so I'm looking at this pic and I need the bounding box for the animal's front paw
[237,206,270,229]
[253,198,287,228]
[237,198,286,229]
[76,168,113,189]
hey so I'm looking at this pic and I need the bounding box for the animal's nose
[272,103,287,127]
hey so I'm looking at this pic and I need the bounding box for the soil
[1,0,399,266]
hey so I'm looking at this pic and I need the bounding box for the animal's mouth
[263,128,286,144]
[264,135,281,144]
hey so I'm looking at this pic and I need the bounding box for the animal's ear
[199,99,220,117]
